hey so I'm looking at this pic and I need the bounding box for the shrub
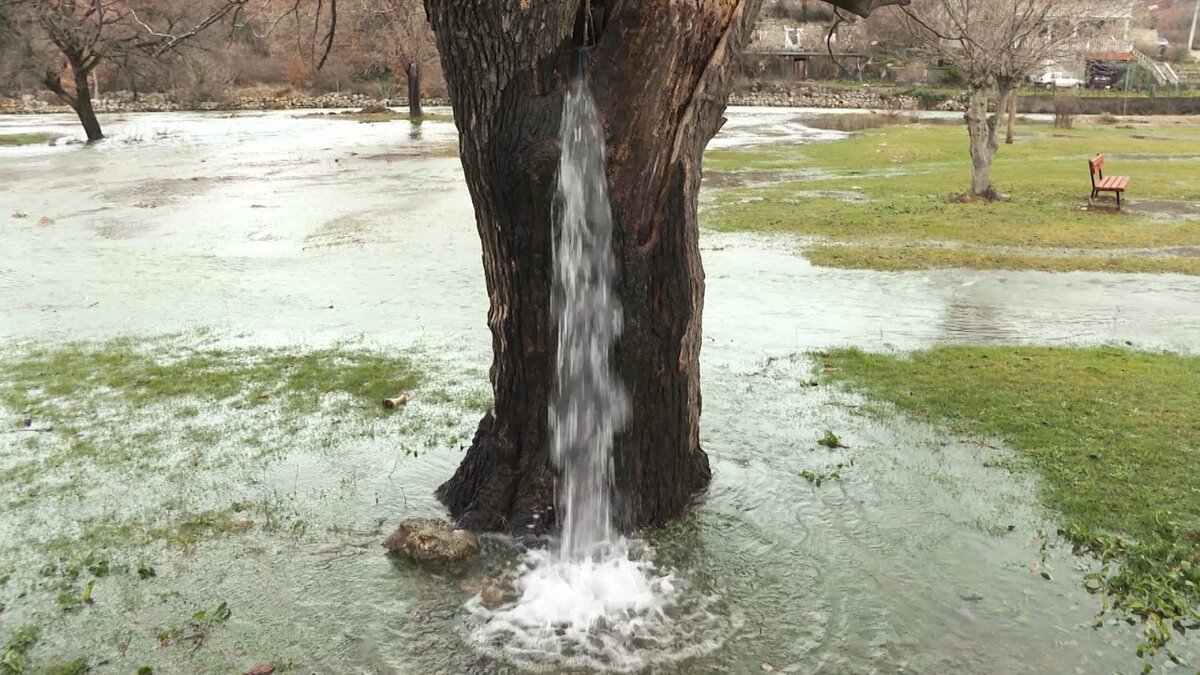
[943,63,965,87]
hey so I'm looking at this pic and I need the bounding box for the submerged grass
[0,336,490,672]
[0,133,55,146]
[703,123,1200,273]
[0,337,486,517]
[1,625,39,674]
[797,112,920,132]
[0,338,430,555]
[0,336,494,512]
[820,346,1200,662]
[1,339,422,421]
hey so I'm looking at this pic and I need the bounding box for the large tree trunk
[965,84,996,198]
[71,63,103,143]
[425,0,899,537]
[425,0,759,536]
[405,62,422,118]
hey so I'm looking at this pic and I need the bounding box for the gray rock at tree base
[383,517,480,570]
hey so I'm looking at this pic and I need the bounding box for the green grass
[820,346,1200,660]
[820,346,1200,536]
[704,123,1200,273]
[0,339,422,420]
[807,245,1200,275]
[1,625,39,674]
[0,133,55,146]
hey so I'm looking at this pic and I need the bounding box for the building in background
[743,18,869,80]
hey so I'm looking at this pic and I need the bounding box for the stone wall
[1017,94,1200,116]
[729,83,963,111]
[5,83,1193,116]
[729,82,1198,115]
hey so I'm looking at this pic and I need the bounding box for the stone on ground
[383,517,479,570]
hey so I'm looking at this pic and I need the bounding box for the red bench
[1088,154,1130,209]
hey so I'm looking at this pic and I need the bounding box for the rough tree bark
[965,83,997,198]
[71,63,103,142]
[405,62,422,117]
[1005,89,1017,145]
[992,78,1016,148]
[425,0,899,536]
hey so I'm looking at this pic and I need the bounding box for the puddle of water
[1,109,1198,673]
[698,233,1200,366]
[709,106,1055,151]
[708,107,847,148]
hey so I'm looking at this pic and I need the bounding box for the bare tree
[2,0,248,141]
[898,0,1120,198]
[346,0,437,116]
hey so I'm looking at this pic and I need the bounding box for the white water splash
[464,69,736,671]
[466,541,739,672]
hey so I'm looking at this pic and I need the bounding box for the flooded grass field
[705,117,1200,275]
[2,108,1199,673]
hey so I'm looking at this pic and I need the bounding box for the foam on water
[466,542,738,672]
[464,62,736,671]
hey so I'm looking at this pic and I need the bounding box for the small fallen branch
[382,394,412,409]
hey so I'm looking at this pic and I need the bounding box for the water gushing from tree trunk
[464,68,735,671]
[550,60,630,562]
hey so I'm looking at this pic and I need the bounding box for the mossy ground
[820,345,1200,661]
[703,122,1200,274]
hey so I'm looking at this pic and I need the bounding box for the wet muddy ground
[2,109,1199,673]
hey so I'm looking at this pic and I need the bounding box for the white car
[1030,71,1082,89]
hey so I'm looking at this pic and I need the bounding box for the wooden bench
[1088,154,1130,209]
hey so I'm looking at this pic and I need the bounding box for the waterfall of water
[550,60,630,562]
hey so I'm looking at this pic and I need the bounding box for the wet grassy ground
[0,133,56,147]
[703,121,1200,274]
[821,345,1200,661]
[6,336,1172,674]
[4,108,1200,673]
[0,336,490,673]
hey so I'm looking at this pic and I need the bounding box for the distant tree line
[0,0,442,140]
